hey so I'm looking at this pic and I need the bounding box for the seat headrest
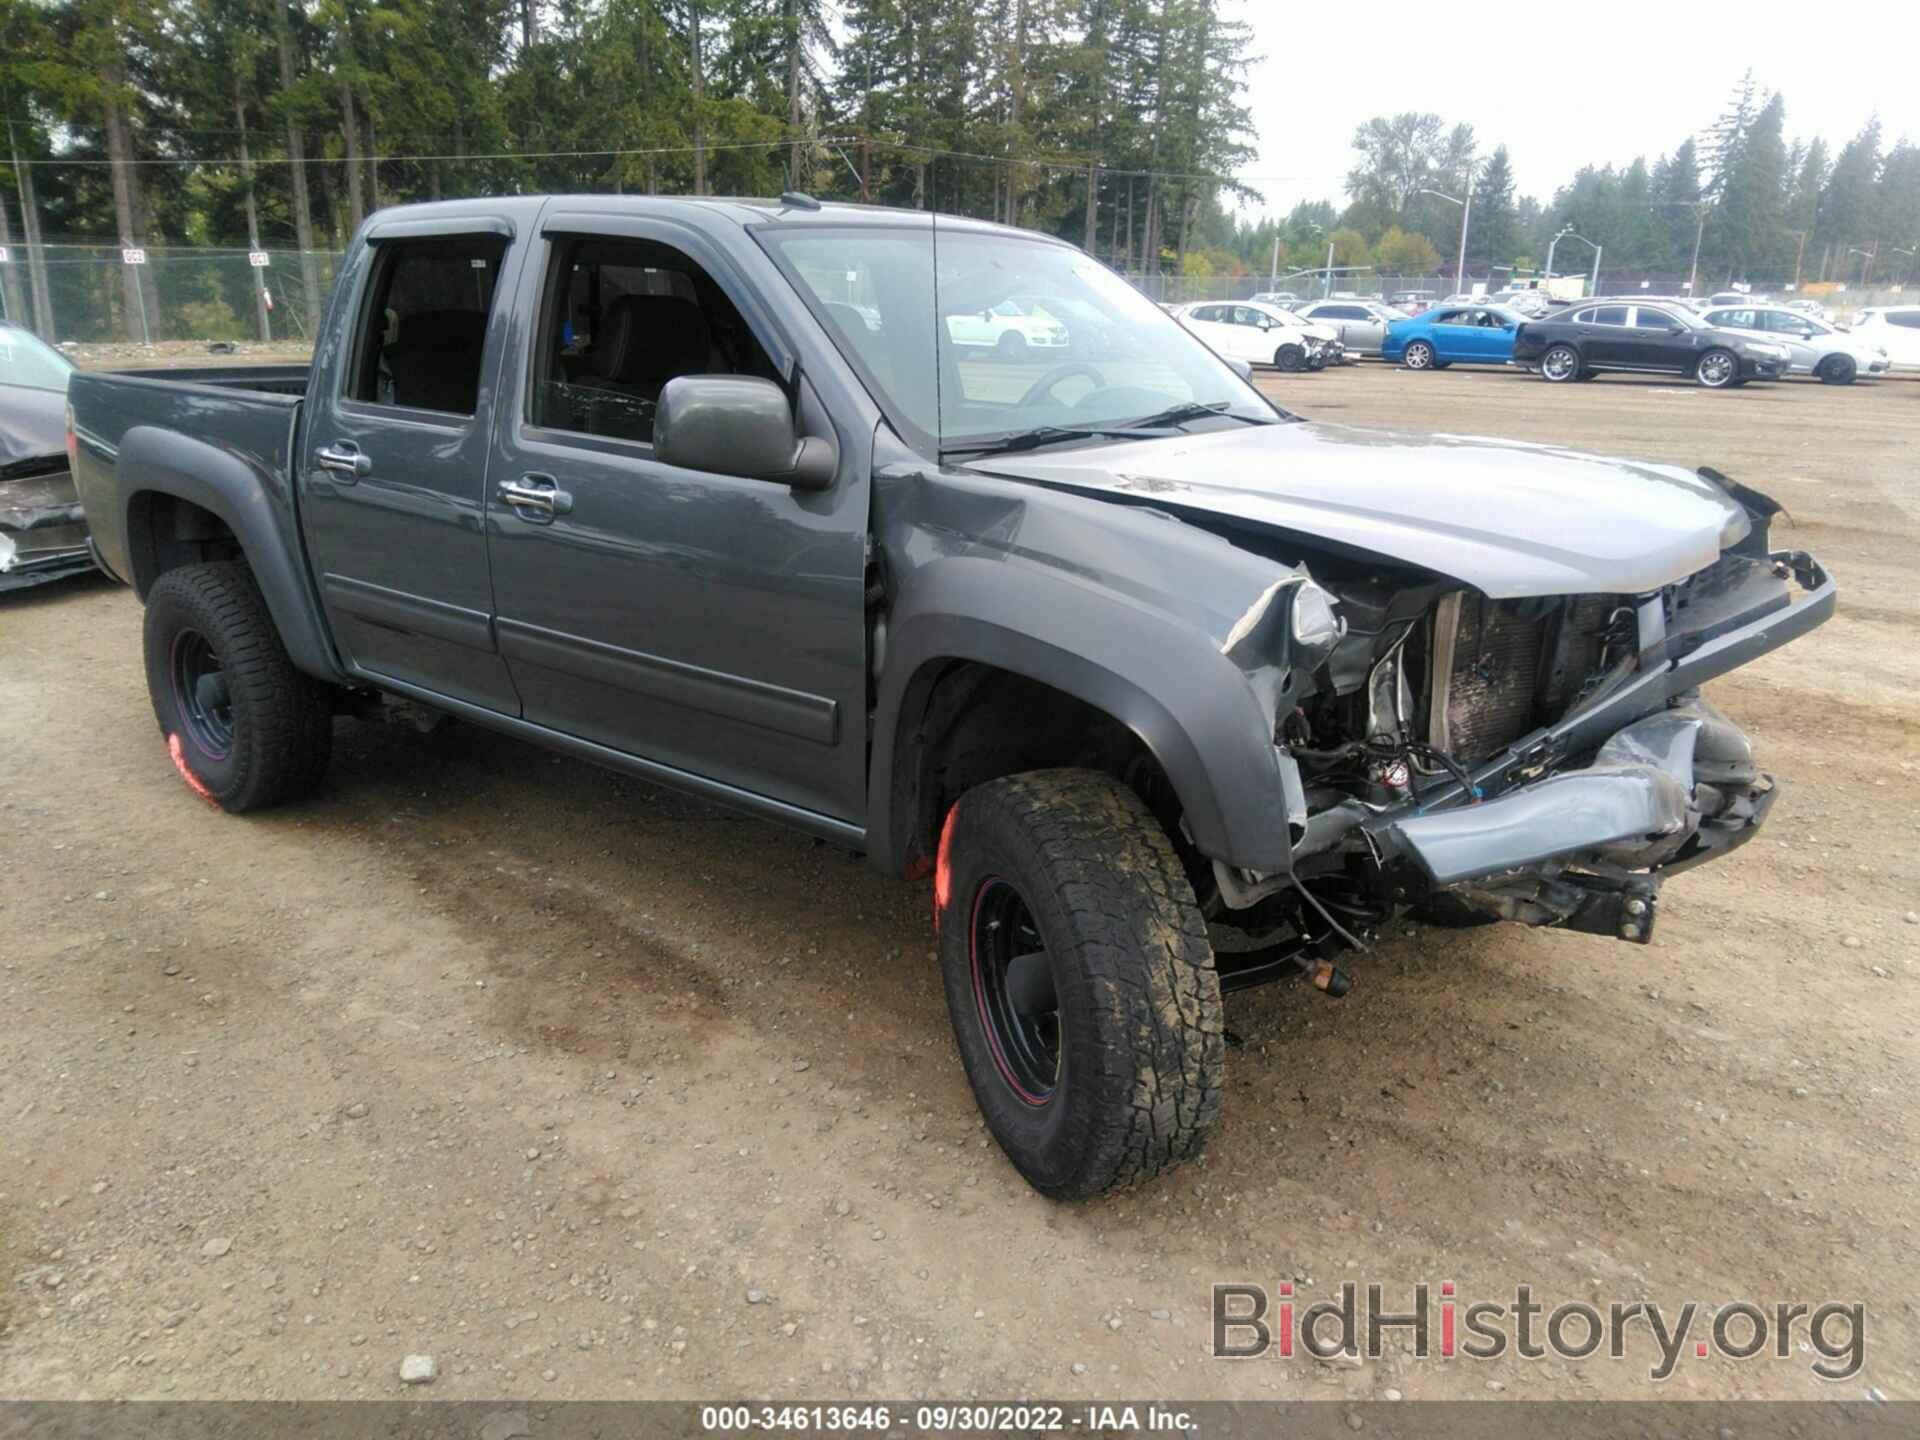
[397,309,488,351]
[594,295,711,384]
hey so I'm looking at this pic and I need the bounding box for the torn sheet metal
[1,461,97,592]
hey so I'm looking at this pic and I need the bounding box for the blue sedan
[1381,304,1524,370]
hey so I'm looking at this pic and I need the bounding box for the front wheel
[1540,344,1581,382]
[1818,354,1858,385]
[996,331,1028,362]
[935,769,1224,1198]
[143,562,333,811]
[1274,343,1305,372]
[1696,348,1739,388]
[1403,339,1436,370]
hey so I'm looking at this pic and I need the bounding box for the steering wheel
[1016,362,1108,409]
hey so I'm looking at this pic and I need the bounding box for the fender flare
[866,554,1295,877]
[120,424,344,682]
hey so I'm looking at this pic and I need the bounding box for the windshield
[757,226,1277,452]
[0,326,75,392]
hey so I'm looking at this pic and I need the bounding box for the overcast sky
[1229,0,1918,219]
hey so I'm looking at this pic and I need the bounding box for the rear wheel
[934,769,1224,1198]
[1540,344,1580,382]
[1274,343,1305,372]
[1696,348,1738,388]
[1403,339,1435,370]
[1818,354,1858,385]
[143,562,333,811]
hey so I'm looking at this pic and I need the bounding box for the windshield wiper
[1112,400,1269,431]
[940,424,1144,459]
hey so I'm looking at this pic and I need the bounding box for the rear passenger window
[1592,306,1630,326]
[1889,312,1920,329]
[528,234,775,446]
[348,235,507,415]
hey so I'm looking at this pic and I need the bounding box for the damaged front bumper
[0,464,96,592]
[1368,548,1834,943]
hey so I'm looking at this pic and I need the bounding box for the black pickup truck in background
[69,195,1833,1198]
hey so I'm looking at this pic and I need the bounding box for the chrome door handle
[498,473,572,518]
[315,442,372,480]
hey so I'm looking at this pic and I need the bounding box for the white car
[1846,306,1920,372]
[1172,301,1343,371]
[1699,303,1891,383]
[944,298,1070,358]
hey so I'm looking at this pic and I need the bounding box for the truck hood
[963,419,1751,597]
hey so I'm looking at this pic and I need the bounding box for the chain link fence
[0,241,345,347]
[2,239,1910,346]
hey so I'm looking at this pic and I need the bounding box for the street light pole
[1419,186,1471,294]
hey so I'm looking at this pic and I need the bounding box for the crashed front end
[1,456,96,592]
[1221,476,1832,964]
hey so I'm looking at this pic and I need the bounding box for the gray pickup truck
[70,195,1833,1198]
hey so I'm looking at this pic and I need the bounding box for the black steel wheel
[1818,354,1857,385]
[169,628,235,761]
[143,562,333,811]
[934,769,1224,1198]
[968,877,1061,1105]
[1274,343,1305,372]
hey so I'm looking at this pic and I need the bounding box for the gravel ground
[1,363,1915,1402]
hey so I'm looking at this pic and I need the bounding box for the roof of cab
[358,193,1050,241]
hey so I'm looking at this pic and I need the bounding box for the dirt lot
[2,364,1915,1403]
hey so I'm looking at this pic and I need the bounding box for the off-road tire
[934,768,1225,1198]
[1818,354,1857,385]
[143,562,333,811]
[1540,344,1580,382]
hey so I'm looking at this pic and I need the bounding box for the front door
[484,219,870,825]
[300,219,526,712]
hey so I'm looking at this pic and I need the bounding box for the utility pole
[1270,233,1279,283]
[1084,162,1096,253]
[857,134,870,204]
[1323,241,1333,298]
[1686,203,1708,296]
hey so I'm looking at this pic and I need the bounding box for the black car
[1511,300,1789,388]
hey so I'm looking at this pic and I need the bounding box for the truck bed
[67,366,308,596]
[109,363,311,397]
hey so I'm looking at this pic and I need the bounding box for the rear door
[1428,308,1479,361]
[483,213,870,824]
[300,214,527,712]
[1579,304,1636,366]
[1183,305,1247,361]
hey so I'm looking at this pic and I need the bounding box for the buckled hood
[965,420,1752,597]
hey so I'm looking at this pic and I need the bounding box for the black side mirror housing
[654,376,837,491]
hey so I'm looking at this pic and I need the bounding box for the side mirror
[654,376,836,491]
[1226,358,1254,381]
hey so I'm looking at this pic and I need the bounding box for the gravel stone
[399,1354,435,1384]
[200,1237,232,1260]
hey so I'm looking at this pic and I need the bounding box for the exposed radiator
[1430,592,1620,764]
